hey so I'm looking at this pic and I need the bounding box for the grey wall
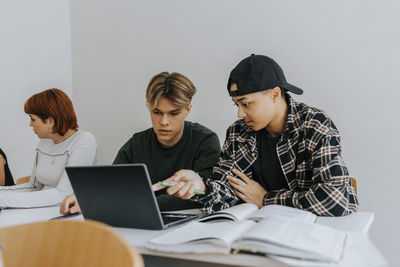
[71,0,399,265]
[0,0,72,179]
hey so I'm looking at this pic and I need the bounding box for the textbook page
[232,216,346,262]
[198,203,258,222]
[316,212,374,233]
[268,232,387,267]
[145,220,256,254]
[248,204,317,223]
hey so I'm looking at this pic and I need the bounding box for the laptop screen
[66,164,199,230]
[66,164,168,229]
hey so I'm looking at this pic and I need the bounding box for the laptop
[65,164,199,230]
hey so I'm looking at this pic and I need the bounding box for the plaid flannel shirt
[197,94,359,216]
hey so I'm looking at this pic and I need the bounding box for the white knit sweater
[0,130,97,208]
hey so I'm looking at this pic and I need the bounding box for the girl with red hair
[0,88,97,208]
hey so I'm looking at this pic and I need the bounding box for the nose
[160,114,169,126]
[29,120,33,127]
[237,106,246,119]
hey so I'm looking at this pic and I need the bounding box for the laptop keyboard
[161,212,199,226]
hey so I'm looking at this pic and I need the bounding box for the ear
[271,87,281,103]
[46,117,55,126]
[185,104,192,116]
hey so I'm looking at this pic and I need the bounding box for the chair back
[15,176,30,185]
[0,220,143,267]
[351,177,358,196]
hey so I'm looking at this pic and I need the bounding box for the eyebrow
[232,97,248,104]
[153,108,181,113]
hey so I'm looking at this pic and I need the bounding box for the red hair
[24,88,78,136]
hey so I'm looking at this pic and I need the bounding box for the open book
[197,203,373,233]
[197,203,316,223]
[145,215,346,262]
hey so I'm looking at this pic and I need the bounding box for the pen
[158,181,205,195]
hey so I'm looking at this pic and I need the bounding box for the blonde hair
[146,72,196,109]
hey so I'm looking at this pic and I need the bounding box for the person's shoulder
[185,121,220,151]
[294,101,327,121]
[119,127,154,148]
[131,127,154,141]
[66,131,98,152]
[74,130,97,144]
[292,100,339,136]
[185,121,217,137]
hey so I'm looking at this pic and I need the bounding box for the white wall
[0,1,72,179]
[71,0,400,264]
[2,0,397,264]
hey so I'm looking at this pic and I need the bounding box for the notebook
[65,164,199,230]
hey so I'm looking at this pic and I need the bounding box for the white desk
[0,207,387,267]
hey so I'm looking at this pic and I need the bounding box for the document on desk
[268,232,388,267]
[197,203,317,223]
[0,206,62,228]
[315,212,374,234]
[145,215,346,262]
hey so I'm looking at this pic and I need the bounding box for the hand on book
[227,169,267,208]
[60,194,81,215]
[155,169,206,199]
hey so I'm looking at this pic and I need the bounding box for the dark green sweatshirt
[113,121,220,211]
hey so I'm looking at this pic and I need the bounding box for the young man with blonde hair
[60,72,220,213]
[161,55,358,216]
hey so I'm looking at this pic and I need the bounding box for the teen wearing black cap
[161,54,358,216]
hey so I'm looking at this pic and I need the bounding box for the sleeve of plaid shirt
[263,117,359,216]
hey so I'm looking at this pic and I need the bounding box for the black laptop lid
[66,164,165,230]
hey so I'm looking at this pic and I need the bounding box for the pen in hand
[158,181,205,195]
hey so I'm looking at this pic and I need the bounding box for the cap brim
[282,83,303,95]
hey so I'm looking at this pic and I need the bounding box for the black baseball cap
[227,54,303,96]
